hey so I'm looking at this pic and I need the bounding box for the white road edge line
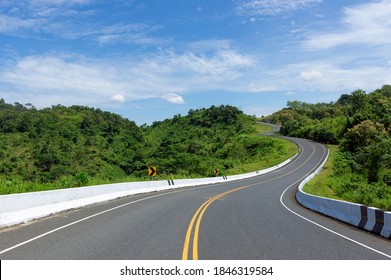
[279,143,391,259]
[0,189,188,255]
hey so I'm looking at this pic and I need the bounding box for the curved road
[1,137,390,260]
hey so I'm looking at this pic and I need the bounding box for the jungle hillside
[0,101,296,194]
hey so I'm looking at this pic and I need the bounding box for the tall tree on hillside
[342,120,387,153]
[342,120,389,183]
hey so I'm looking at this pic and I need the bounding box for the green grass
[253,122,273,134]
[224,137,298,175]
[303,145,340,199]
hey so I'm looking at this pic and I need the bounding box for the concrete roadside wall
[0,154,297,228]
[296,149,391,239]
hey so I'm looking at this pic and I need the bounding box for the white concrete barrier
[296,149,391,239]
[0,153,297,228]
[382,212,391,239]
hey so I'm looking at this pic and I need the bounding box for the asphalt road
[1,137,390,260]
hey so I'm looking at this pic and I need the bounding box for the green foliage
[327,146,391,210]
[0,102,296,194]
[139,105,272,177]
[0,100,140,192]
[263,85,391,210]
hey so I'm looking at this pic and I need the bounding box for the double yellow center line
[181,141,319,260]
[181,186,248,260]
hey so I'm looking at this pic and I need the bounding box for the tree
[355,138,391,183]
[374,84,391,98]
[342,120,387,152]
[349,89,372,122]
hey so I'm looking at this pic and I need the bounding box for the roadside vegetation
[0,102,296,194]
[263,84,391,210]
[303,145,340,200]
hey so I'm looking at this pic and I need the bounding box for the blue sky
[1,0,391,124]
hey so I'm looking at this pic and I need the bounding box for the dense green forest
[263,84,391,210]
[0,101,296,194]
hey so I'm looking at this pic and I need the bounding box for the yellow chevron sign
[148,167,156,176]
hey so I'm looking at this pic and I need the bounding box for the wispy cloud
[235,0,322,16]
[0,14,44,33]
[287,0,391,96]
[165,49,255,77]
[0,0,161,45]
[95,23,164,45]
[281,59,391,94]
[187,39,233,52]
[12,0,95,15]
[0,0,94,37]
[248,83,278,92]
[304,0,391,50]
[1,56,129,102]
[0,46,257,108]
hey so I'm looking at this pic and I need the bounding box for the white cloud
[304,0,391,49]
[235,0,322,16]
[161,93,185,104]
[299,70,323,81]
[111,94,126,103]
